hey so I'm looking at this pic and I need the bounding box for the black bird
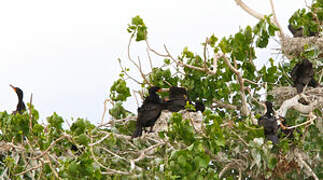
[194,100,205,113]
[132,86,166,138]
[288,24,319,37]
[10,84,26,114]
[164,86,189,112]
[258,101,279,144]
[291,59,318,93]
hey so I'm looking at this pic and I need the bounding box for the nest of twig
[269,86,323,107]
[281,36,323,57]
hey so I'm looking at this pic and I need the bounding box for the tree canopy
[0,0,322,179]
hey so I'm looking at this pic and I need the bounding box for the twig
[146,47,153,71]
[32,134,69,160]
[145,39,168,57]
[101,98,113,125]
[90,137,130,175]
[223,56,249,116]
[89,132,111,146]
[127,36,151,85]
[163,44,217,75]
[284,112,316,129]
[269,0,285,40]
[231,130,249,147]
[212,99,237,110]
[118,58,142,84]
[15,164,42,176]
[219,162,234,178]
[133,90,140,108]
[295,150,319,180]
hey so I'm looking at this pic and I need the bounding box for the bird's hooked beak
[9,84,16,92]
[158,88,169,92]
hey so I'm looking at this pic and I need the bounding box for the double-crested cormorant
[10,84,26,114]
[132,86,166,138]
[258,101,279,144]
[291,59,318,93]
[164,86,189,112]
[288,24,319,37]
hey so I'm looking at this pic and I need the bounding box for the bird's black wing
[291,63,300,82]
[137,103,162,126]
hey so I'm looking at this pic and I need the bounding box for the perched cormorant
[258,101,279,144]
[10,84,26,114]
[288,24,319,37]
[164,86,189,112]
[291,59,318,93]
[132,86,166,138]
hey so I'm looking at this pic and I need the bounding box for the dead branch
[128,36,152,85]
[295,150,319,180]
[234,0,265,22]
[269,0,285,39]
[223,56,250,116]
[213,99,237,110]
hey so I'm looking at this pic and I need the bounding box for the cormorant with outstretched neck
[132,86,166,138]
[164,86,205,112]
[10,84,26,114]
[258,101,279,144]
[164,86,189,112]
[291,59,318,93]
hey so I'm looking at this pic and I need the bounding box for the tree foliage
[0,1,322,179]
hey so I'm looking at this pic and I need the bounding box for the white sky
[0,0,305,124]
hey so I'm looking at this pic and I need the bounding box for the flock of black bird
[8,55,320,143]
[258,57,320,144]
[7,24,321,143]
[132,86,205,138]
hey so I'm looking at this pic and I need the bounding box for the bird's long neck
[16,93,26,113]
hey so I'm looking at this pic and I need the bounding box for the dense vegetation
[0,0,322,179]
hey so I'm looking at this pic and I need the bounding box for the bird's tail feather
[132,124,142,138]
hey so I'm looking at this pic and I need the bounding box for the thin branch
[118,58,142,84]
[90,137,130,175]
[16,164,42,176]
[145,39,168,57]
[213,99,237,110]
[146,47,153,71]
[127,36,152,85]
[89,132,111,147]
[283,112,316,130]
[269,0,285,40]
[32,134,69,160]
[234,0,265,21]
[223,56,250,116]
[132,90,140,108]
[101,98,113,125]
[295,150,319,180]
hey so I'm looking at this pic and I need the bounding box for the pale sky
[0,0,305,124]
